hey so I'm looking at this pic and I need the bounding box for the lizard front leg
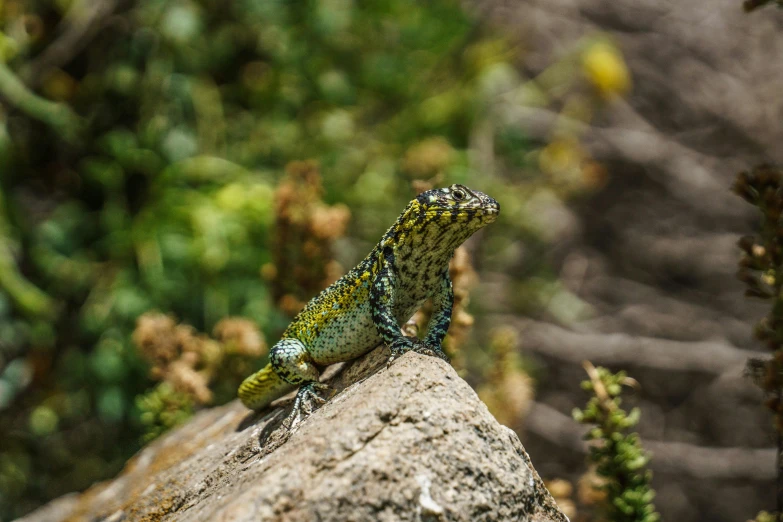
[422,266,453,361]
[269,338,330,431]
[370,247,449,364]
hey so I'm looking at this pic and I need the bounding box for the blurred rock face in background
[473,0,783,520]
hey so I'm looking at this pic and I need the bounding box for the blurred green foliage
[0,0,608,518]
[573,364,659,522]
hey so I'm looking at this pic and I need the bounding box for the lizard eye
[452,189,466,201]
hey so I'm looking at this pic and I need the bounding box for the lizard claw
[421,344,450,363]
[428,346,450,363]
[281,382,332,432]
[387,336,416,367]
[386,337,450,367]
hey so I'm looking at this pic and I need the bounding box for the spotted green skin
[238,184,500,410]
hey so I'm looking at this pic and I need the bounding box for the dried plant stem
[732,164,783,522]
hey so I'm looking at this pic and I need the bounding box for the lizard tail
[238,364,295,411]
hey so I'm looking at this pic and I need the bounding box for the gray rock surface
[18,348,568,522]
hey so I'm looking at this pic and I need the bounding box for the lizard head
[416,184,500,228]
[381,184,499,261]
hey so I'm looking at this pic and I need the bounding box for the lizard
[238,183,500,429]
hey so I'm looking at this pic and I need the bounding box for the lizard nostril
[484,196,500,212]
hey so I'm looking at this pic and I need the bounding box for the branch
[0,195,55,322]
[500,104,744,219]
[0,62,83,141]
[580,273,753,332]
[0,244,55,319]
[21,0,121,88]
[526,401,775,481]
[503,318,761,375]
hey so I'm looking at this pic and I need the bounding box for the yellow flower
[539,139,583,177]
[582,40,631,97]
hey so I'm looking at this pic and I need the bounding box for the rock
[18,348,568,522]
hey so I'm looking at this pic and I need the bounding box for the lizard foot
[387,337,450,368]
[281,381,331,433]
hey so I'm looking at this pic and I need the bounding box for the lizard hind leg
[270,338,331,431]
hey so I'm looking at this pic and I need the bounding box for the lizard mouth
[424,207,499,223]
[480,209,499,222]
[428,206,499,214]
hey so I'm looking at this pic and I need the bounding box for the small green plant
[750,511,779,522]
[136,382,195,443]
[132,313,267,440]
[572,362,659,522]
